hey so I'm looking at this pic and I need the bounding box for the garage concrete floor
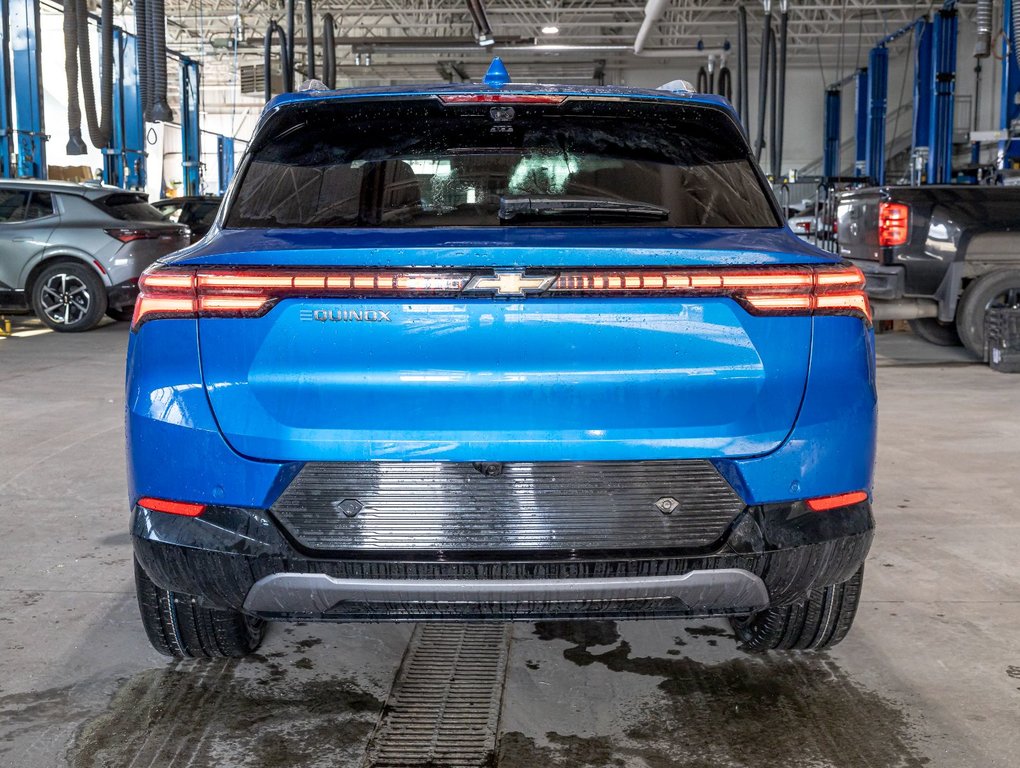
[0,315,1017,768]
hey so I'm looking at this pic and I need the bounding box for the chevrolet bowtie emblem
[463,272,557,296]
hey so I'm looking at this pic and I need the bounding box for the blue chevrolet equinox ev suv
[127,63,876,659]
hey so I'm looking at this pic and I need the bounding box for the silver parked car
[0,180,189,332]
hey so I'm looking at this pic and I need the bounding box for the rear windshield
[225,97,780,229]
[94,193,165,222]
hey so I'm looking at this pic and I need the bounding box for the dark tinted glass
[95,193,165,222]
[0,190,30,223]
[226,98,779,229]
[25,192,54,220]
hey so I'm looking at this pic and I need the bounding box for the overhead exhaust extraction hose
[148,0,173,122]
[1014,0,1020,68]
[285,0,296,91]
[755,1,772,162]
[63,0,87,154]
[974,0,992,57]
[769,27,778,179]
[65,0,113,150]
[133,0,152,120]
[264,20,290,102]
[696,66,708,93]
[737,4,748,125]
[323,14,336,89]
[717,66,733,101]
[775,4,788,180]
[304,0,315,81]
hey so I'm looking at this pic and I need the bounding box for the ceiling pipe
[345,41,725,58]
[634,0,671,54]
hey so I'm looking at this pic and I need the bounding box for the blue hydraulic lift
[1001,0,1020,167]
[104,27,147,189]
[180,56,201,196]
[217,136,235,194]
[5,0,45,178]
[0,1,12,175]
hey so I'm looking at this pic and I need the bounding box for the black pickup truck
[837,185,1020,356]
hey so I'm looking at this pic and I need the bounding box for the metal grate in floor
[364,623,512,768]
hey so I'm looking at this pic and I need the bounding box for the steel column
[217,135,235,194]
[1001,0,1020,167]
[928,6,957,184]
[180,57,201,196]
[823,87,841,179]
[8,0,45,178]
[866,46,889,184]
[0,0,13,176]
[103,27,125,187]
[911,19,932,179]
[121,32,146,189]
[854,68,869,177]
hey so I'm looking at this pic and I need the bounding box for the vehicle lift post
[7,0,45,178]
[911,20,933,183]
[102,26,147,190]
[1001,0,1020,168]
[0,0,13,177]
[927,6,957,183]
[854,68,869,177]
[865,46,889,184]
[823,87,841,179]
[180,56,201,196]
[217,136,235,194]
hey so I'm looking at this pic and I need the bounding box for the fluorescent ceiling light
[541,25,559,35]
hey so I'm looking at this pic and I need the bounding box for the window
[24,192,54,220]
[93,193,165,222]
[0,190,30,223]
[225,98,780,229]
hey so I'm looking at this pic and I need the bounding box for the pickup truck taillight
[131,264,872,330]
[878,202,910,247]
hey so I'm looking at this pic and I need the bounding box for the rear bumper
[850,259,905,300]
[132,500,873,622]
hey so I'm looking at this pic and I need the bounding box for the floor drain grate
[364,623,512,768]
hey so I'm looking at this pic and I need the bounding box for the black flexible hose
[775,9,788,181]
[304,0,315,81]
[148,0,173,122]
[754,7,772,162]
[134,0,151,120]
[285,0,296,91]
[708,69,716,94]
[264,20,290,102]
[737,4,748,125]
[63,0,87,154]
[696,66,708,93]
[717,67,732,101]
[75,0,113,148]
[769,28,778,179]
[1014,1,1020,68]
[323,14,336,89]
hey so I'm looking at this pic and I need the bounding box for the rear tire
[730,567,863,652]
[955,269,1020,358]
[908,318,961,347]
[134,558,265,659]
[31,262,107,332]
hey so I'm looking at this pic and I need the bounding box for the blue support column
[866,46,889,184]
[121,32,146,189]
[9,0,45,178]
[823,87,841,179]
[180,57,201,196]
[217,136,235,194]
[854,68,869,177]
[912,20,933,178]
[1001,0,1020,167]
[928,6,957,184]
[103,27,125,187]
[0,0,13,176]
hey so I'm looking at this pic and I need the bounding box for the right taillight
[878,202,909,247]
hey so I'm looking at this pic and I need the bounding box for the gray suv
[0,180,189,332]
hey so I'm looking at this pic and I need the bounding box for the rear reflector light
[439,94,566,104]
[806,491,869,512]
[131,264,871,329]
[878,202,909,247]
[137,497,206,517]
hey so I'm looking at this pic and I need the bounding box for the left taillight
[878,202,909,247]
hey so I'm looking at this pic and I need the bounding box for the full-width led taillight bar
[131,264,870,330]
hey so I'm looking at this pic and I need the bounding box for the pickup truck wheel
[134,558,265,659]
[956,269,1020,358]
[730,567,863,652]
[908,318,961,347]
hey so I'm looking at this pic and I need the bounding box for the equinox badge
[300,309,392,322]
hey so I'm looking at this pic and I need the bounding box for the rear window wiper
[498,196,669,223]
